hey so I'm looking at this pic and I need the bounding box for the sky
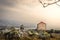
[0,0,60,30]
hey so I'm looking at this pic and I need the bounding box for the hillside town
[0,22,60,40]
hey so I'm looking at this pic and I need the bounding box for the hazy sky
[0,0,60,30]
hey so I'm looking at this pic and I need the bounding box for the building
[37,22,46,31]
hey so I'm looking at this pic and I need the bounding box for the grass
[0,36,60,40]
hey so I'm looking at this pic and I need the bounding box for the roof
[37,21,46,25]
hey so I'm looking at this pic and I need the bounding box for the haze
[0,0,60,30]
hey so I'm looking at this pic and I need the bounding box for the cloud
[1,0,60,30]
[0,0,40,8]
[0,0,18,7]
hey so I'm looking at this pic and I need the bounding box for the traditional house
[37,22,46,31]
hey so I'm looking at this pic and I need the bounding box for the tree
[10,27,15,32]
[50,29,55,33]
[20,24,24,32]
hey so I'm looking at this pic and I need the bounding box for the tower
[37,22,46,31]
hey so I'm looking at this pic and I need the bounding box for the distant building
[37,22,46,31]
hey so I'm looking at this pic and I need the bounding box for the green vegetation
[0,27,60,40]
